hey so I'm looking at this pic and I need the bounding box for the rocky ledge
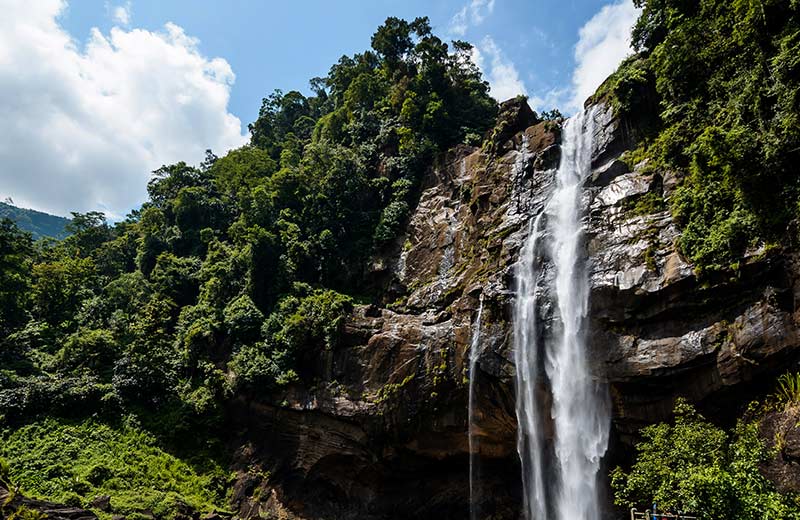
[0,482,97,520]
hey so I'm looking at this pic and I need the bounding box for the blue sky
[0,0,638,217]
[60,0,632,126]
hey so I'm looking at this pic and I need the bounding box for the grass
[0,418,230,520]
[775,372,800,407]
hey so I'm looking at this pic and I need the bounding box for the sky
[0,0,639,218]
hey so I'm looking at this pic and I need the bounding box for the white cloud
[448,0,495,37]
[0,0,247,218]
[109,1,132,26]
[567,0,640,111]
[528,87,569,113]
[471,36,527,102]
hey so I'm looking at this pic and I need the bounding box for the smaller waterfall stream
[513,213,547,520]
[468,294,484,520]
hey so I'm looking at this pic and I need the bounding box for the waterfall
[513,107,610,520]
[513,212,548,520]
[468,294,484,520]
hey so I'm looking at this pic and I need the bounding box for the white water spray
[468,294,484,520]
[514,107,610,520]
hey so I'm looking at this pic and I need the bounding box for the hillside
[0,201,70,239]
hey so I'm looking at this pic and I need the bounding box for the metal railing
[631,509,698,520]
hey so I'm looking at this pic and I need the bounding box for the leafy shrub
[588,55,655,118]
[265,285,353,353]
[223,295,264,345]
[57,329,118,375]
[230,286,352,392]
[611,399,800,519]
[228,343,297,392]
[373,200,411,244]
[0,373,114,424]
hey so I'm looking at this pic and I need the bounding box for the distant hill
[0,201,71,240]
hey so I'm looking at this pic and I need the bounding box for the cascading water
[468,294,484,520]
[514,212,548,520]
[513,107,610,520]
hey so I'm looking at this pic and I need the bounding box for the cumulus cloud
[567,0,640,111]
[0,0,247,217]
[109,1,132,26]
[449,0,495,37]
[471,36,527,102]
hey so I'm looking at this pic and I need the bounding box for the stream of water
[468,295,484,520]
[512,107,610,520]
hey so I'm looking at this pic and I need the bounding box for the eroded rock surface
[230,100,800,519]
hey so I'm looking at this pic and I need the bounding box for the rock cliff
[227,98,800,519]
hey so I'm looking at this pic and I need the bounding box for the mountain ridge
[0,201,70,240]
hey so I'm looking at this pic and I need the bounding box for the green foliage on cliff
[229,285,353,392]
[0,419,228,519]
[614,1,800,272]
[611,399,800,520]
[588,55,656,120]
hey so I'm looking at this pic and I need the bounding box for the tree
[0,219,32,334]
[371,17,413,72]
[31,256,97,329]
[64,211,111,257]
[147,162,208,209]
[249,90,313,159]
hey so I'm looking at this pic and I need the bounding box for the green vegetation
[0,16,499,514]
[0,202,70,240]
[0,419,228,519]
[623,191,667,217]
[607,1,800,272]
[588,55,656,122]
[643,243,657,271]
[229,284,353,391]
[775,372,800,406]
[611,399,800,520]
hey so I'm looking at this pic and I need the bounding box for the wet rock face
[584,105,800,440]
[231,100,800,519]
